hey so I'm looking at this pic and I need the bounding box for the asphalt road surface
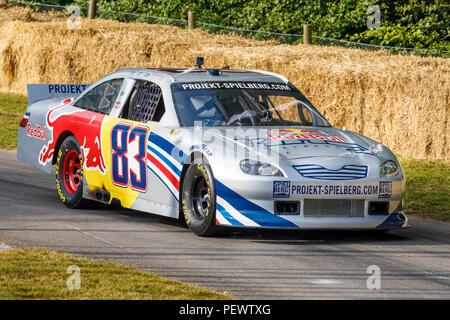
[0,149,449,299]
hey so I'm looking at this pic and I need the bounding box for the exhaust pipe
[93,189,110,203]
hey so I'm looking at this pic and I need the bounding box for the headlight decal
[380,160,399,177]
[239,159,283,176]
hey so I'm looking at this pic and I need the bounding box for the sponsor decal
[233,128,379,156]
[378,181,392,198]
[291,183,380,196]
[189,144,212,157]
[273,181,291,198]
[230,128,383,158]
[170,128,181,136]
[268,129,347,143]
[26,123,47,140]
[26,84,89,106]
[178,82,291,91]
[48,84,88,94]
[234,134,374,155]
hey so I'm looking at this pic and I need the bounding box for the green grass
[0,92,448,222]
[0,92,28,149]
[0,249,231,299]
[399,157,449,221]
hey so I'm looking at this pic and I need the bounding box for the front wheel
[55,135,87,208]
[181,161,217,236]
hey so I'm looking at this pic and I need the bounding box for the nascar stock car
[17,57,408,236]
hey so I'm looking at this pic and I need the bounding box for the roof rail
[113,68,175,81]
[114,68,146,72]
[244,69,289,83]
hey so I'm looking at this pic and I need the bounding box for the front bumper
[214,177,408,230]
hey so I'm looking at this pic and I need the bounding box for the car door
[90,79,169,211]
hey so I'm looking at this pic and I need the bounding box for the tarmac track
[0,149,449,299]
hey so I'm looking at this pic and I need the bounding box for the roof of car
[113,67,289,84]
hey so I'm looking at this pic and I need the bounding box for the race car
[17,58,408,236]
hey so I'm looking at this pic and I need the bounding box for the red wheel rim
[62,150,81,194]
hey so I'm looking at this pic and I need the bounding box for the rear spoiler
[26,84,90,106]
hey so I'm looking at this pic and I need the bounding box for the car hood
[200,126,388,162]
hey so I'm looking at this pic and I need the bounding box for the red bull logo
[26,123,47,140]
[268,129,348,143]
[39,98,108,174]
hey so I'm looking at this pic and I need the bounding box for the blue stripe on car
[215,179,298,228]
[376,213,406,229]
[148,132,187,165]
[216,202,244,226]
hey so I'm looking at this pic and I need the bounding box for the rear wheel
[55,135,87,208]
[181,160,217,236]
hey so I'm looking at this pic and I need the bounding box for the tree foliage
[24,0,450,53]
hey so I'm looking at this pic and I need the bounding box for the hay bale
[0,8,448,160]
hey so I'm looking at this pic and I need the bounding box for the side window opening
[121,80,165,123]
[74,79,123,114]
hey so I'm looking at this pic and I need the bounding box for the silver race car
[17,58,408,236]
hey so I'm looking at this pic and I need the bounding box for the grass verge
[0,92,448,221]
[0,92,27,149]
[399,157,449,221]
[0,249,231,299]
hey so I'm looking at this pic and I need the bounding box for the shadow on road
[80,201,412,245]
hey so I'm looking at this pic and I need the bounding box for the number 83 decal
[111,123,149,192]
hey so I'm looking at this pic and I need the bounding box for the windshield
[171,82,331,127]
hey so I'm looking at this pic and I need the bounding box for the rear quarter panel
[17,97,72,173]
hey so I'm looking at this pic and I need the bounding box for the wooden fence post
[303,24,311,45]
[188,11,196,30]
[88,0,97,20]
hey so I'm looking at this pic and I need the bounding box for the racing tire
[181,160,217,236]
[55,135,87,209]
